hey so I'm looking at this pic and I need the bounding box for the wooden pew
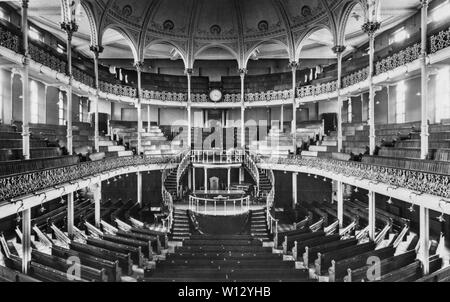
[283,231,326,254]
[129,227,167,249]
[51,245,121,282]
[415,264,450,282]
[85,237,144,268]
[69,241,133,275]
[292,234,341,261]
[303,238,358,268]
[344,250,417,282]
[315,241,376,275]
[101,233,153,259]
[115,230,161,254]
[328,246,395,282]
[376,255,442,282]
[278,228,311,249]
[0,264,40,282]
[32,249,108,282]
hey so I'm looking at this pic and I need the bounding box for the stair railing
[264,167,278,246]
[244,151,259,194]
[176,149,192,197]
[161,149,186,232]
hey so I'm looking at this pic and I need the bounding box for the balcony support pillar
[332,46,346,153]
[420,0,429,160]
[21,0,30,159]
[134,61,144,155]
[90,45,103,153]
[21,208,31,274]
[186,69,192,148]
[362,22,380,155]
[239,69,247,149]
[289,61,299,154]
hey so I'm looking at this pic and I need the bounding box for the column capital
[239,68,247,77]
[134,61,145,72]
[22,0,29,8]
[332,45,346,54]
[185,68,193,75]
[89,45,104,55]
[288,61,299,70]
[60,21,78,40]
[362,21,381,36]
[420,0,429,8]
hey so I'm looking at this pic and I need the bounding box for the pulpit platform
[192,190,246,198]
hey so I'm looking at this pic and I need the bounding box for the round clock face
[209,89,222,102]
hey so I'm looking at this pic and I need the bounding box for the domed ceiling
[22,0,420,66]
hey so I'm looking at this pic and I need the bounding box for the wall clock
[209,89,222,102]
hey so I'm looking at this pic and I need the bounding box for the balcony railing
[0,155,176,202]
[0,22,450,104]
[261,156,450,199]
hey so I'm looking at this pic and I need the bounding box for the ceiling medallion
[210,25,222,35]
[258,20,269,32]
[122,5,132,18]
[301,5,312,17]
[163,20,175,31]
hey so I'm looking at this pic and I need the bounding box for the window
[29,26,43,42]
[430,1,450,23]
[0,8,9,22]
[58,91,65,126]
[389,27,409,45]
[436,66,450,123]
[30,81,39,123]
[396,81,406,124]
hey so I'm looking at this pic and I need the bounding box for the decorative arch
[193,43,240,67]
[79,1,99,47]
[336,0,366,46]
[99,25,140,62]
[294,24,335,62]
[243,38,290,68]
[145,39,189,68]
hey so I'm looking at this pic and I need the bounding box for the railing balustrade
[188,195,250,216]
[190,149,244,164]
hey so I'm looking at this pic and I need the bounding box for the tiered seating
[250,126,293,157]
[0,155,79,176]
[110,121,181,156]
[142,234,311,282]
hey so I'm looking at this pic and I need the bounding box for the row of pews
[0,194,169,282]
[274,200,447,282]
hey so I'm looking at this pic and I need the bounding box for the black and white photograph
[0,0,449,289]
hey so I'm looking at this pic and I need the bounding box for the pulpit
[209,177,219,191]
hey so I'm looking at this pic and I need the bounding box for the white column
[134,61,144,155]
[420,0,429,160]
[292,172,298,208]
[239,167,244,184]
[368,190,376,240]
[21,0,30,159]
[333,46,346,152]
[227,168,231,193]
[67,192,74,238]
[348,98,353,123]
[362,22,380,155]
[239,69,247,148]
[186,68,192,148]
[137,171,142,205]
[204,167,208,193]
[21,208,31,274]
[93,182,102,228]
[193,167,196,192]
[419,206,430,274]
[61,21,77,156]
[337,181,344,228]
[188,168,192,190]
[147,105,151,133]
[290,61,299,153]
[90,46,103,153]
[280,104,284,131]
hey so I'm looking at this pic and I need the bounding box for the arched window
[30,80,39,123]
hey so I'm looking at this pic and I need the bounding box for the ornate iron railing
[188,195,250,216]
[375,43,421,75]
[261,156,450,198]
[176,149,191,196]
[297,81,338,98]
[430,26,450,54]
[0,155,176,203]
[342,67,369,88]
[190,149,244,164]
[244,151,259,194]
